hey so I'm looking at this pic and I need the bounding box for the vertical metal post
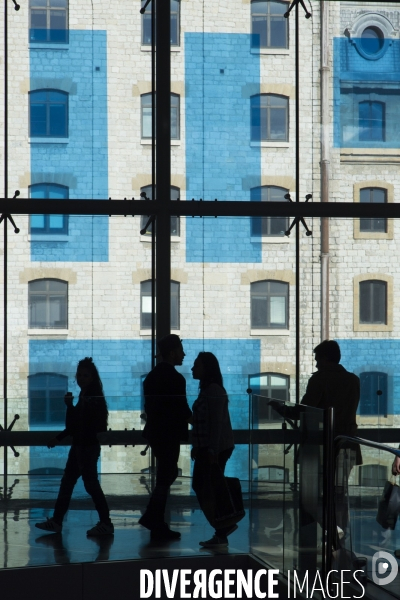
[321,0,330,341]
[155,0,171,346]
[295,2,300,403]
[323,407,335,581]
[3,0,9,488]
[150,0,156,370]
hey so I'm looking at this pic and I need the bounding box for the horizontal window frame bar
[0,427,398,446]
[2,199,400,218]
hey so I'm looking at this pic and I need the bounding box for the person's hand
[392,456,400,475]
[47,437,59,449]
[64,392,74,407]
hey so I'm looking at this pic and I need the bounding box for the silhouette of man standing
[301,340,360,447]
[301,339,361,536]
[139,334,192,541]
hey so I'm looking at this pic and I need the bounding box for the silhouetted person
[301,340,361,536]
[191,352,236,548]
[301,340,360,450]
[139,334,192,541]
[35,357,113,536]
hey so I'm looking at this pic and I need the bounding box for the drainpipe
[321,0,330,341]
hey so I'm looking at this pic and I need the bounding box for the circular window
[361,26,384,55]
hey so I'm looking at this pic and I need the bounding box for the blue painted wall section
[29,338,260,478]
[185,33,262,263]
[30,31,109,261]
[333,37,400,148]
[337,339,400,417]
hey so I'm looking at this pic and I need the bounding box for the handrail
[335,434,400,458]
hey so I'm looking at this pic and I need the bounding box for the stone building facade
[0,0,398,482]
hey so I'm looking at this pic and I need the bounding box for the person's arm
[48,396,76,448]
[301,373,323,408]
[207,385,226,456]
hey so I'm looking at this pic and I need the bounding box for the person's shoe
[86,522,114,536]
[199,535,228,548]
[35,517,62,533]
[138,513,157,531]
[150,524,181,541]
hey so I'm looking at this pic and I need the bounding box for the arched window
[28,279,68,329]
[251,185,289,236]
[359,372,388,416]
[141,280,180,330]
[359,101,385,142]
[30,183,69,235]
[251,1,288,49]
[251,280,289,329]
[30,90,68,137]
[29,0,68,44]
[141,0,180,47]
[28,373,68,426]
[251,94,288,141]
[359,280,386,324]
[360,187,387,233]
[140,185,180,236]
[141,93,180,140]
[249,372,289,424]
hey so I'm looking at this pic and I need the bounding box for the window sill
[29,234,69,242]
[250,142,290,148]
[354,232,393,241]
[250,48,290,55]
[140,235,180,243]
[141,46,181,52]
[28,329,69,336]
[141,139,181,146]
[250,329,289,336]
[353,324,392,333]
[29,138,69,144]
[250,236,289,243]
[29,43,69,50]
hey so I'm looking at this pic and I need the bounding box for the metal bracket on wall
[0,190,20,233]
[284,193,313,237]
[0,414,20,458]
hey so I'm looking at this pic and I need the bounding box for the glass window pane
[142,14,152,45]
[48,280,67,292]
[270,296,286,325]
[270,17,286,48]
[29,297,47,327]
[252,17,267,48]
[359,282,371,323]
[142,107,152,138]
[269,216,287,235]
[142,297,152,313]
[373,283,386,323]
[270,375,286,386]
[171,14,178,46]
[31,215,45,229]
[31,9,47,28]
[49,104,67,136]
[51,0,68,7]
[29,280,47,292]
[49,215,64,229]
[48,186,68,200]
[30,104,47,136]
[271,1,287,15]
[270,107,286,140]
[252,297,267,327]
